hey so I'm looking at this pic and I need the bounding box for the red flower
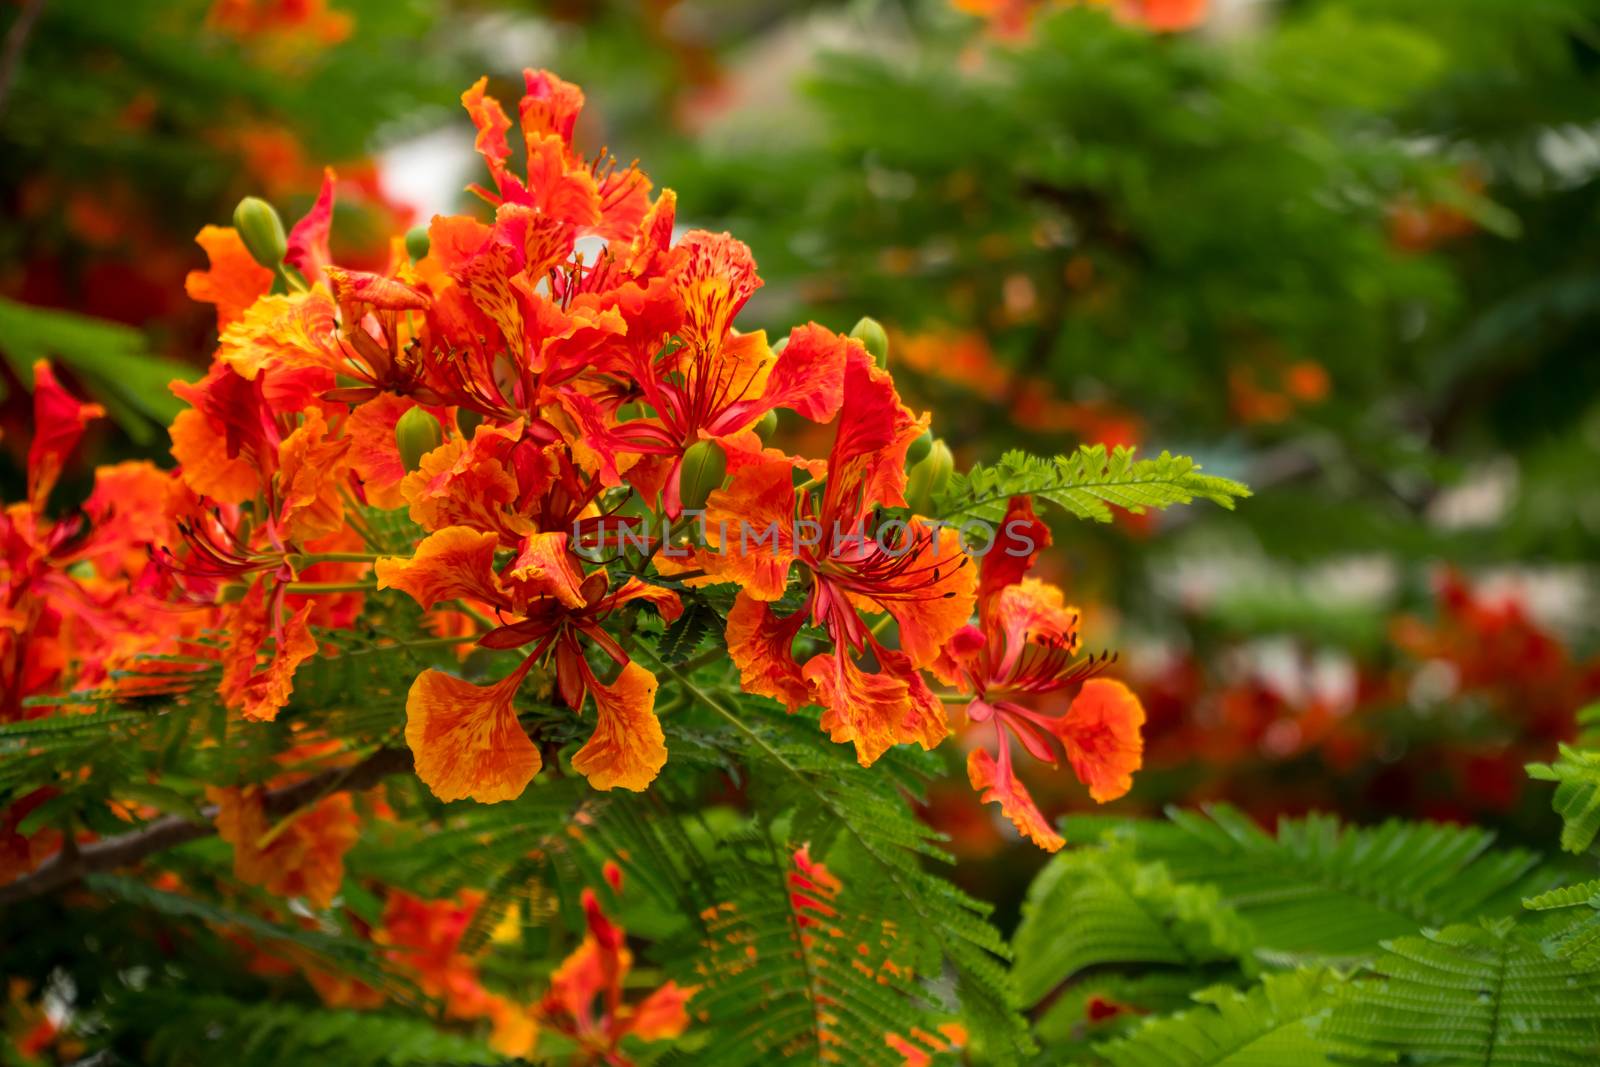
[698,344,977,766]
[937,496,1145,851]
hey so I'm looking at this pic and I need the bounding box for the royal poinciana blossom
[2,69,1147,927]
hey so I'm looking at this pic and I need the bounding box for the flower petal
[404,664,541,803]
[726,593,811,712]
[376,526,508,611]
[966,748,1064,852]
[980,495,1051,607]
[878,521,977,670]
[571,662,666,791]
[803,651,940,767]
[508,531,586,609]
[823,345,928,520]
[186,225,274,331]
[700,456,799,601]
[26,362,104,511]
[1054,678,1145,803]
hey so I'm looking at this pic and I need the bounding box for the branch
[0,746,413,907]
[0,0,47,123]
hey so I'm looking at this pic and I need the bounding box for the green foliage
[650,657,1034,1063]
[935,445,1249,525]
[1096,969,1348,1067]
[1068,806,1553,965]
[1012,845,1252,1011]
[105,992,492,1067]
[671,829,944,1067]
[1324,920,1600,1066]
[1525,880,1600,970]
[1527,703,1600,853]
[0,297,193,442]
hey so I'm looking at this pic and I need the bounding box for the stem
[292,551,383,566]
[284,581,377,594]
[0,748,414,906]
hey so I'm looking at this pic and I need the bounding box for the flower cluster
[3,69,1147,900]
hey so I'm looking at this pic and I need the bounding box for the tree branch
[0,746,413,908]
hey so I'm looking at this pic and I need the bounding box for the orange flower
[938,497,1145,850]
[533,887,693,1065]
[207,775,358,908]
[379,528,679,801]
[186,225,275,331]
[703,344,975,766]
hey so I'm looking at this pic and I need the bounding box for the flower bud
[906,429,934,465]
[904,439,952,516]
[679,439,727,511]
[405,225,430,262]
[850,316,889,368]
[754,409,779,441]
[232,196,287,269]
[395,407,443,472]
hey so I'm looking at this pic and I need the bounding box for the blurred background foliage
[3,0,1599,967]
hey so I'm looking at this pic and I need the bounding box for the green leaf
[0,296,195,443]
[1527,704,1600,853]
[1013,845,1253,1010]
[1325,921,1600,1065]
[1073,805,1552,965]
[935,445,1249,525]
[1097,969,1350,1067]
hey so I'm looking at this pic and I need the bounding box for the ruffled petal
[700,456,799,601]
[755,322,851,423]
[994,578,1079,654]
[376,526,508,611]
[979,495,1051,608]
[725,593,810,712]
[27,362,104,510]
[400,424,525,537]
[168,407,258,504]
[508,531,586,609]
[344,394,413,510]
[218,289,341,403]
[1053,678,1145,803]
[877,521,977,669]
[186,225,274,331]
[571,661,665,791]
[276,407,350,542]
[219,591,318,722]
[284,167,336,280]
[673,230,761,351]
[823,345,928,520]
[966,748,1064,852]
[803,651,936,767]
[209,786,357,908]
[404,663,541,803]
[626,981,695,1041]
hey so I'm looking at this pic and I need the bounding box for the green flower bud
[904,439,953,516]
[850,316,890,368]
[232,196,287,270]
[395,407,444,472]
[679,439,728,511]
[405,225,430,262]
[754,409,779,441]
[906,429,934,465]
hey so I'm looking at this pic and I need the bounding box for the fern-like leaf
[1012,845,1252,1010]
[1527,704,1600,853]
[678,831,949,1067]
[1325,920,1600,1065]
[1074,805,1552,965]
[1526,879,1600,971]
[935,445,1248,524]
[1096,969,1347,1067]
